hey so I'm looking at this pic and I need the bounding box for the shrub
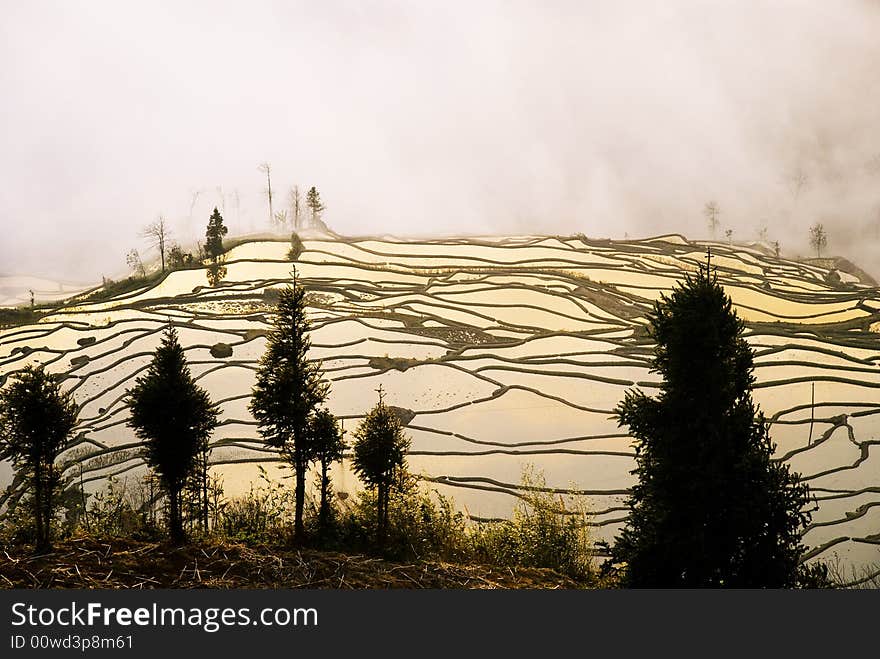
[80,273,161,303]
[288,232,304,261]
[0,307,43,328]
[336,471,468,561]
[214,467,297,545]
[168,244,197,270]
[468,465,594,580]
[83,476,158,540]
[336,465,594,581]
[0,490,40,546]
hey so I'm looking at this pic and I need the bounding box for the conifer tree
[608,262,811,587]
[352,390,410,549]
[309,407,345,530]
[0,366,78,551]
[249,273,329,542]
[126,326,219,543]
[306,187,325,228]
[205,207,228,261]
[204,208,228,285]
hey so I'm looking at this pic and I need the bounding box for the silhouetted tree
[809,223,827,258]
[259,163,274,229]
[205,208,228,286]
[205,208,228,262]
[249,273,329,542]
[352,389,410,549]
[306,186,325,228]
[607,264,811,587]
[309,407,345,530]
[0,366,78,551]
[126,326,219,543]
[142,216,171,273]
[289,186,302,229]
[185,436,211,533]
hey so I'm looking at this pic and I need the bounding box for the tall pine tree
[126,325,219,543]
[306,187,324,228]
[0,366,78,551]
[608,261,811,587]
[205,207,228,261]
[249,272,329,542]
[205,207,228,286]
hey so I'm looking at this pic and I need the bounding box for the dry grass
[0,537,585,589]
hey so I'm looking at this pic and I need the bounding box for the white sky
[2,0,880,280]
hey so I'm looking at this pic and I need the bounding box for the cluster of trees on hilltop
[701,198,830,261]
[118,173,327,286]
[0,246,828,587]
[257,163,326,234]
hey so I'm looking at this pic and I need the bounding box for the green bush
[1,475,92,547]
[0,307,44,328]
[0,491,39,546]
[83,476,158,540]
[80,273,163,303]
[468,465,594,580]
[2,459,595,584]
[334,466,594,580]
[336,471,468,561]
[214,467,297,544]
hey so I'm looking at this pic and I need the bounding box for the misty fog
[2,0,880,282]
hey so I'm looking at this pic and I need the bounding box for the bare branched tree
[288,186,302,230]
[703,201,721,237]
[142,216,171,273]
[258,163,273,229]
[809,223,827,258]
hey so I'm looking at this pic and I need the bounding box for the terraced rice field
[2,234,880,575]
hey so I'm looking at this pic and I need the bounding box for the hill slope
[2,234,880,572]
